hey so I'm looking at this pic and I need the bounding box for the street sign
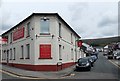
[77,40,83,47]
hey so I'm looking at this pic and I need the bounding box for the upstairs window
[10,33,12,43]
[71,33,73,44]
[59,23,61,37]
[26,22,30,37]
[40,18,50,34]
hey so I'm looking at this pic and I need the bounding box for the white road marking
[109,60,120,69]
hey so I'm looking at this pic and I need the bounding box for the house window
[59,45,62,60]
[26,44,30,59]
[10,33,12,43]
[59,23,61,37]
[40,18,50,34]
[26,22,30,37]
[71,48,73,60]
[71,33,73,43]
[20,45,24,59]
[7,50,9,61]
[2,50,6,60]
[39,44,51,59]
[10,48,12,60]
[13,48,16,60]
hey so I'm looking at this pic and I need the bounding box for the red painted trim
[2,62,75,71]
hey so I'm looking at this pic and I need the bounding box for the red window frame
[39,44,52,59]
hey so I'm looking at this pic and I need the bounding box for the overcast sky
[0,0,119,39]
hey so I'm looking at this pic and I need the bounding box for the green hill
[81,36,120,47]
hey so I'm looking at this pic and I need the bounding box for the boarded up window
[39,44,51,59]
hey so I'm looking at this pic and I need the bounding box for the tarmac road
[64,52,120,80]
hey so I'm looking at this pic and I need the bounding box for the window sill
[20,58,24,59]
[38,57,52,59]
[10,42,12,44]
[26,36,30,38]
[25,58,30,59]
[40,33,50,35]
[59,36,62,38]
[59,59,62,60]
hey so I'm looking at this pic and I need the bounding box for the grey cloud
[0,0,1,8]
[98,16,117,27]
[0,11,13,30]
[100,24,118,37]
[102,31,115,36]
[68,2,88,21]
[2,23,12,30]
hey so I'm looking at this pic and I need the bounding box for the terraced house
[1,13,84,71]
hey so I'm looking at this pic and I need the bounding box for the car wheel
[88,68,91,71]
[87,67,91,71]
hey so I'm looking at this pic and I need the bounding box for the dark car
[86,56,94,67]
[91,55,97,62]
[76,57,91,71]
[107,50,113,59]
[91,52,98,59]
[103,49,109,56]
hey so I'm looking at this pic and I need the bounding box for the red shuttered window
[39,44,51,59]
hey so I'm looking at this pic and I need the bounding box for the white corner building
[1,13,84,71]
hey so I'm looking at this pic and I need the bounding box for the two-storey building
[1,13,84,71]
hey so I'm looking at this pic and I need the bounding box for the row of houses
[0,13,85,71]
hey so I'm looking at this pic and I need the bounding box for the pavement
[1,64,75,79]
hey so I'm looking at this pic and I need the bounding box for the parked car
[91,55,97,62]
[107,50,113,59]
[116,53,120,60]
[91,52,98,59]
[76,57,91,71]
[116,51,120,60]
[113,50,120,59]
[113,50,117,59]
[103,49,109,56]
[86,56,95,67]
[107,54,114,59]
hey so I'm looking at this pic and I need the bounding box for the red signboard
[13,27,24,41]
[39,44,51,59]
[0,38,8,42]
[77,40,83,47]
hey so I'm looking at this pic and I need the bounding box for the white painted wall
[2,14,83,65]
[2,16,35,65]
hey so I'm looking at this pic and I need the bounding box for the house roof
[2,13,81,38]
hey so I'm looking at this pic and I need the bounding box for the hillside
[81,36,120,47]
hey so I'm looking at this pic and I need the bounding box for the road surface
[63,52,120,80]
